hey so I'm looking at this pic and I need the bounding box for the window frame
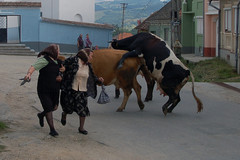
[224,8,232,32]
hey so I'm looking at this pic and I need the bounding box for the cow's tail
[190,71,203,113]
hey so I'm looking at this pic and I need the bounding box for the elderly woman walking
[60,48,103,135]
[24,44,65,137]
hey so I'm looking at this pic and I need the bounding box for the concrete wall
[59,0,95,23]
[2,0,95,23]
[37,20,112,53]
[0,7,41,44]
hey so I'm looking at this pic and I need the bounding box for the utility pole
[120,3,127,39]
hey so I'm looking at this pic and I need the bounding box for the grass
[0,145,6,153]
[0,121,8,131]
[0,121,8,153]
[181,57,240,82]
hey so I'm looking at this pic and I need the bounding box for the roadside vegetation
[0,121,7,131]
[182,57,240,82]
[0,121,8,152]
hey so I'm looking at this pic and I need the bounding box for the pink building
[204,0,219,57]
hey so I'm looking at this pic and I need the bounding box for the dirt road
[0,55,240,160]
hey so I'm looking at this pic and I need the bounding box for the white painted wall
[1,0,95,23]
[59,0,95,23]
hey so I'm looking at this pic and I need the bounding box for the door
[0,16,7,43]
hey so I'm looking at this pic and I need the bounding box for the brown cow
[91,49,153,112]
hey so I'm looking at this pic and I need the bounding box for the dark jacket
[61,56,101,99]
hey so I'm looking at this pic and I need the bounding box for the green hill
[95,0,168,30]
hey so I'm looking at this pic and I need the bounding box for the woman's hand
[24,73,31,81]
[24,66,35,81]
[98,77,104,83]
[59,64,65,72]
[56,75,62,82]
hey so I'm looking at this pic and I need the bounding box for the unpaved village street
[0,55,240,160]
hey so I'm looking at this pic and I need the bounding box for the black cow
[111,32,203,115]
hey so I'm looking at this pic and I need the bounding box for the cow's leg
[133,78,144,110]
[166,78,187,113]
[162,97,173,116]
[116,89,132,112]
[167,94,181,113]
[139,63,155,102]
[115,87,120,98]
[145,78,155,102]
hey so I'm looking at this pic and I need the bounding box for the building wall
[37,20,112,53]
[220,0,240,73]
[192,0,204,56]
[149,24,171,46]
[59,0,95,23]
[181,0,195,54]
[1,0,95,23]
[181,0,204,55]
[204,0,218,57]
[0,7,41,43]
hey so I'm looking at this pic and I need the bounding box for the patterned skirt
[60,89,90,117]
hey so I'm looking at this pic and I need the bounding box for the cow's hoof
[116,108,123,112]
[138,101,145,110]
[144,97,152,102]
[162,108,168,116]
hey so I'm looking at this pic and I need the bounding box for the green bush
[0,121,7,131]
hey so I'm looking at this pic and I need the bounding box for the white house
[0,0,95,23]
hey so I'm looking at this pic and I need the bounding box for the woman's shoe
[61,112,66,126]
[49,130,59,137]
[37,113,44,127]
[78,127,88,135]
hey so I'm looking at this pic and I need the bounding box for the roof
[41,17,114,30]
[0,2,41,7]
[114,33,133,40]
[135,0,180,30]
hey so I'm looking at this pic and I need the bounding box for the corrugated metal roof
[0,2,41,7]
[41,17,114,30]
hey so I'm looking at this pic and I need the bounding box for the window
[225,8,232,32]
[150,31,156,34]
[196,16,203,34]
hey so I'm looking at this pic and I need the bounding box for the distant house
[0,2,113,53]
[135,0,182,48]
[181,0,204,56]
[204,0,219,57]
[219,0,240,73]
[113,32,133,40]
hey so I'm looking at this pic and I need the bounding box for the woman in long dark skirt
[60,48,104,135]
